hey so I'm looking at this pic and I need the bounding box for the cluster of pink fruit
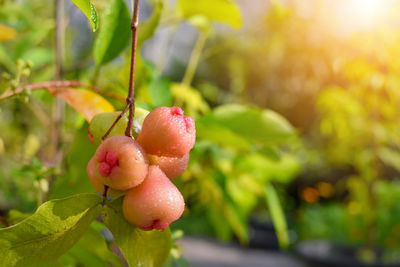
[86,107,196,231]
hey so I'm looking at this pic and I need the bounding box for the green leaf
[259,146,281,161]
[207,205,233,241]
[93,0,131,65]
[202,104,294,146]
[69,225,124,267]
[264,183,289,249]
[102,198,172,267]
[238,153,300,183]
[178,0,242,29]
[148,77,172,107]
[21,48,54,68]
[7,210,32,225]
[226,178,258,217]
[68,246,108,267]
[138,1,163,47]
[71,0,98,31]
[196,117,251,151]
[223,201,248,244]
[56,253,77,267]
[0,194,102,267]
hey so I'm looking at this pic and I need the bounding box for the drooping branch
[0,80,125,103]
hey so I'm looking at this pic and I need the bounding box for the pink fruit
[122,166,185,231]
[87,135,149,191]
[149,154,189,179]
[137,107,196,157]
[87,158,126,197]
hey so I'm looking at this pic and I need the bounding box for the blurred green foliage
[296,180,400,249]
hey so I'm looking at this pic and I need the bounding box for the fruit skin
[87,157,126,197]
[149,154,189,179]
[87,135,149,191]
[122,165,185,231]
[137,107,196,157]
[89,107,150,145]
[89,112,127,146]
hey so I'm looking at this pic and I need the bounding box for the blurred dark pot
[296,240,400,267]
[247,220,280,250]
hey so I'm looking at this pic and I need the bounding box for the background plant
[0,0,299,266]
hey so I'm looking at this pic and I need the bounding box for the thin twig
[98,0,141,140]
[125,0,140,137]
[101,0,141,201]
[45,0,65,203]
[55,0,64,80]
[102,185,109,206]
[101,104,130,140]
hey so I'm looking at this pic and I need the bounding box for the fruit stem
[101,104,130,140]
[124,0,140,138]
[102,185,109,206]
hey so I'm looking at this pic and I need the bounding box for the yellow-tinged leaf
[49,88,114,121]
[0,24,17,41]
[178,0,242,29]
